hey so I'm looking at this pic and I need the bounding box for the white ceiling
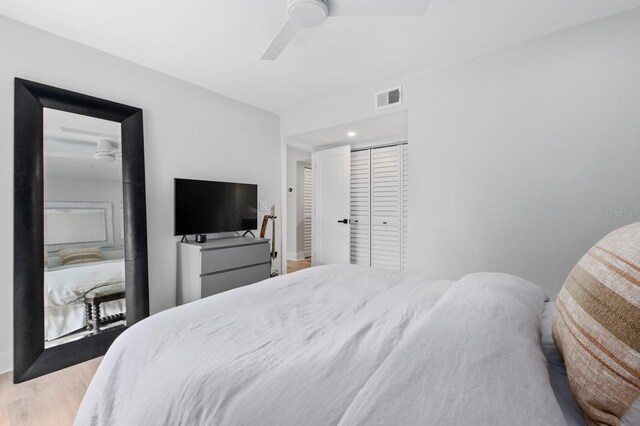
[2,0,639,113]
[44,109,122,181]
[289,110,408,148]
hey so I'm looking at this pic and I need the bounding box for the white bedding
[45,259,125,307]
[76,264,566,426]
[45,259,125,341]
[45,300,126,342]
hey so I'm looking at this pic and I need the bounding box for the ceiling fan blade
[44,151,95,159]
[328,0,429,17]
[261,19,301,60]
[60,127,120,140]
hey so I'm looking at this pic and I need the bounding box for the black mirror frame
[13,78,150,383]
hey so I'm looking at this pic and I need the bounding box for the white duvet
[76,264,566,426]
[45,259,125,307]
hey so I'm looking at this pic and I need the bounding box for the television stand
[242,230,255,237]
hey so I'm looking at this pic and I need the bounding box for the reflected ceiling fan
[46,127,121,163]
[261,0,430,60]
[92,139,121,162]
[46,139,121,162]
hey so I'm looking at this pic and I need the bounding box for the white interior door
[350,150,371,265]
[402,144,408,270]
[312,145,351,265]
[371,145,402,270]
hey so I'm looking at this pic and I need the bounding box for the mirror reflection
[43,108,126,348]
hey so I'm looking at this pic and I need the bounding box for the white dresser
[177,237,271,305]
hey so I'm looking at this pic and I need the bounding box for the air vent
[375,87,402,110]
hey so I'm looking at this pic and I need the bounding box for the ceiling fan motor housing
[94,139,118,162]
[288,0,328,28]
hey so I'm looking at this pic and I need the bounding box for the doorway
[286,146,312,273]
[282,109,408,274]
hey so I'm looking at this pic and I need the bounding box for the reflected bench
[84,283,126,333]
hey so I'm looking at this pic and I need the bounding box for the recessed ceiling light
[347,131,356,137]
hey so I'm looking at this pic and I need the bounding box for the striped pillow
[552,223,640,426]
[58,247,103,265]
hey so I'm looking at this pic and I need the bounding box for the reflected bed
[45,259,125,341]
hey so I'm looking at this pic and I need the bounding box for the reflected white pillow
[46,256,62,269]
[58,247,102,265]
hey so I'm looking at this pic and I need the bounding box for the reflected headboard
[44,201,114,250]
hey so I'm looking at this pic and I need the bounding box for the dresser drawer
[200,242,269,275]
[201,263,270,298]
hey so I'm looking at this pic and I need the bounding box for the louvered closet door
[303,167,312,258]
[402,144,408,271]
[350,150,370,265]
[372,146,402,270]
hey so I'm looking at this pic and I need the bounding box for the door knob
[337,219,349,224]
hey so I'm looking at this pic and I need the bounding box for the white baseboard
[287,256,309,262]
[0,349,12,375]
[287,251,308,261]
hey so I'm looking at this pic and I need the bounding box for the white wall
[281,9,640,296]
[281,78,406,139]
[0,16,281,373]
[406,9,640,294]
[286,147,311,260]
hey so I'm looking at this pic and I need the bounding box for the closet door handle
[337,219,349,224]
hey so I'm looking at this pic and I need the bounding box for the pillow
[541,302,586,426]
[57,247,103,265]
[46,256,62,269]
[552,222,640,425]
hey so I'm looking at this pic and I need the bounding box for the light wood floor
[287,258,311,273]
[0,357,101,426]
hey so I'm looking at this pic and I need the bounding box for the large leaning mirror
[14,79,149,383]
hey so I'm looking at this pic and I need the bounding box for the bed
[76,264,578,425]
[45,259,126,341]
[76,222,640,426]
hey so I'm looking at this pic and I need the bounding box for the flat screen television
[174,178,258,236]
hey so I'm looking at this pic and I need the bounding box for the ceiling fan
[46,126,122,162]
[261,0,430,60]
[93,139,121,162]
[46,139,121,162]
